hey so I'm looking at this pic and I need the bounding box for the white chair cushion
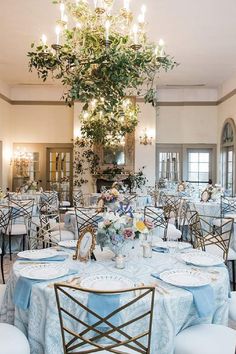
[167,224,182,240]
[0,284,6,308]
[51,230,75,242]
[225,213,236,222]
[229,291,236,321]
[6,224,27,235]
[152,224,181,240]
[205,244,236,261]
[60,201,71,207]
[0,323,30,354]
[174,324,236,354]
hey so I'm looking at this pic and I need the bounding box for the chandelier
[12,148,33,177]
[28,0,177,144]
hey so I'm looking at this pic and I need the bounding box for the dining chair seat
[229,291,236,321]
[152,223,182,240]
[51,230,75,242]
[6,224,27,235]
[0,284,6,308]
[205,244,236,261]
[0,323,30,354]
[60,201,70,207]
[174,324,236,354]
[225,213,236,222]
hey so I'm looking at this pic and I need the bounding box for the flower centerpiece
[97,213,135,256]
[97,213,154,257]
[97,187,121,212]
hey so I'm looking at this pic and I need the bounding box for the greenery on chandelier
[28,0,177,144]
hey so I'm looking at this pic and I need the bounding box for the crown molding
[0,88,236,106]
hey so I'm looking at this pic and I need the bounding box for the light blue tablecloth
[0,246,230,354]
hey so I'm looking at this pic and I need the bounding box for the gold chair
[5,199,34,259]
[75,207,103,238]
[189,212,235,288]
[54,283,155,354]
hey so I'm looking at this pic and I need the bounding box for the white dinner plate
[152,241,192,250]
[58,240,77,248]
[17,249,58,260]
[19,263,69,280]
[181,251,224,267]
[80,274,135,291]
[159,268,211,287]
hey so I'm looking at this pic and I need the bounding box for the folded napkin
[151,273,214,318]
[17,255,67,262]
[152,247,169,254]
[14,269,77,310]
[87,293,121,331]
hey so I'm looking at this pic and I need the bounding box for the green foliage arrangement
[28,0,177,144]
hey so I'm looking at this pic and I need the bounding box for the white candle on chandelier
[133,24,138,45]
[138,4,146,23]
[94,0,104,9]
[105,20,110,42]
[55,25,61,45]
[159,38,165,57]
[124,0,130,11]
[41,34,47,46]
[60,3,65,21]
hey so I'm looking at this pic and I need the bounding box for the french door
[46,147,73,202]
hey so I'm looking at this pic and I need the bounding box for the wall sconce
[139,129,153,145]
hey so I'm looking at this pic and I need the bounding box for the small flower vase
[109,243,124,260]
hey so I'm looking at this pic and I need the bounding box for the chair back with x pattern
[73,190,84,207]
[144,206,171,240]
[159,193,182,227]
[221,196,236,217]
[39,191,59,214]
[39,213,62,246]
[9,199,34,227]
[75,207,103,238]
[0,206,11,244]
[189,211,233,260]
[54,283,155,354]
[123,193,137,205]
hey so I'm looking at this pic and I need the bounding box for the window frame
[221,118,236,196]
[156,143,216,184]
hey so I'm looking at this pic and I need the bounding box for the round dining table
[0,243,230,354]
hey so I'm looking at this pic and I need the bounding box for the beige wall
[0,102,74,190]
[0,96,220,191]
[0,97,12,189]
[135,103,218,186]
[11,105,73,143]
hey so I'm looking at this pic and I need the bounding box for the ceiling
[1,0,236,88]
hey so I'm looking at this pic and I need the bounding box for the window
[156,144,216,185]
[158,152,180,181]
[221,120,235,195]
[187,150,210,185]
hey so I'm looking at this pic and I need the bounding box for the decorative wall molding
[1,88,236,106]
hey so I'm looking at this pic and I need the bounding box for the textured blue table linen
[14,268,77,310]
[152,247,169,254]
[151,273,214,318]
[87,293,121,330]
